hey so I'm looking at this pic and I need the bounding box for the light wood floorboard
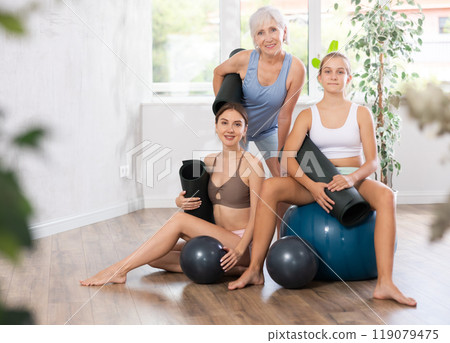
[0,204,449,325]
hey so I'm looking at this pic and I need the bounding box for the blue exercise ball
[280,203,377,281]
[266,236,319,289]
[180,236,227,284]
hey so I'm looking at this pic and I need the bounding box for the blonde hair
[319,52,351,76]
[249,6,289,47]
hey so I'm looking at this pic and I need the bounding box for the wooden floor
[1,204,449,325]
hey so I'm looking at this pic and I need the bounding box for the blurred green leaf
[13,127,46,148]
[0,169,33,261]
[0,12,25,34]
[0,304,33,324]
[334,3,338,10]
[311,57,321,69]
[327,40,339,53]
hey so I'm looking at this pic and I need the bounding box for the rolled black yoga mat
[212,48,245,115]
[179,160,215,224]
[281,136,371,227]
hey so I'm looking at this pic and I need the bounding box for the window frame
[149,0,322,102]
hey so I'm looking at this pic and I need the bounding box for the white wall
[0,1,152,238]
[1,1,448,239]
[141,101,450,206]
[394,105,450,204]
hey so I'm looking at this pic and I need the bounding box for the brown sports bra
[207,153,251,209]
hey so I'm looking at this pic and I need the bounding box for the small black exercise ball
[180,236,227,284]
[266,236,319,289]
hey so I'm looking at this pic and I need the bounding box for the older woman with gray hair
[213,6,306,178]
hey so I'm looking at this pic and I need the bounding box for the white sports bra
[308,103,362,159]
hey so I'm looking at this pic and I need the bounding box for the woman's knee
[148,261,159,269]
[165,211,188,231]
[172,211,188,222]
[261,177,285,200]
[374,185,395,209]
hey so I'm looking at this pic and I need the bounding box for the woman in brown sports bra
[80,103,265,286]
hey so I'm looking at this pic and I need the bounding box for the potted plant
[0,7,42,324]
[340,0,424,186]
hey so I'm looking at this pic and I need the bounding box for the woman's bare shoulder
[290,55,306,69]
[204,152,220,168]
[295,107,312,124]
[231,49,253,66]
[241,151,265,178]
[356,105,373,123]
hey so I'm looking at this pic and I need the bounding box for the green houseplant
[0,6,45,324]
[341,0,424,186]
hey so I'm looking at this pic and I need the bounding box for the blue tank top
[242,50,292,140]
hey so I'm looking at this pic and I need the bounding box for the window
[151,0,450,99]
[439,17,450,33]
[408,2,450,83]
[319,0,450,84]
[152,0,220,97]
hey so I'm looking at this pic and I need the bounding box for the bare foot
[228,268,264,290]
[80,264,127,286]
[373,281,417,307]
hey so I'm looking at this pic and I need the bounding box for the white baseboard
[30,192,448,239]
[144,198,177,208]
[30,198,145,239]
[396,191,449,205]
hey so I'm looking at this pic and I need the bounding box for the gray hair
[249,6,289,47]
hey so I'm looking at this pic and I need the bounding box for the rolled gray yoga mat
[212,48,245,115]
[179,160,215,224]
[282,136,371,227]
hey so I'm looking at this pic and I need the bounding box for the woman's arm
[220,154,265,271]
[354,105,378,179]
[234,155,265,254]
[283,109,335,212]
[277,57,306,150]
[284,109,313,188]
[175,191,201,210]
[213,50,251,96]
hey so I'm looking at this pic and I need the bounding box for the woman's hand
[309,182,335,213]
[220,246,242,272]
[327,175,355,192]
[175,191,201,210]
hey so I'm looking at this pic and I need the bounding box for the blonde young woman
[213,6,305,177]
[228,53,417,307]
[80,103,264,286]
